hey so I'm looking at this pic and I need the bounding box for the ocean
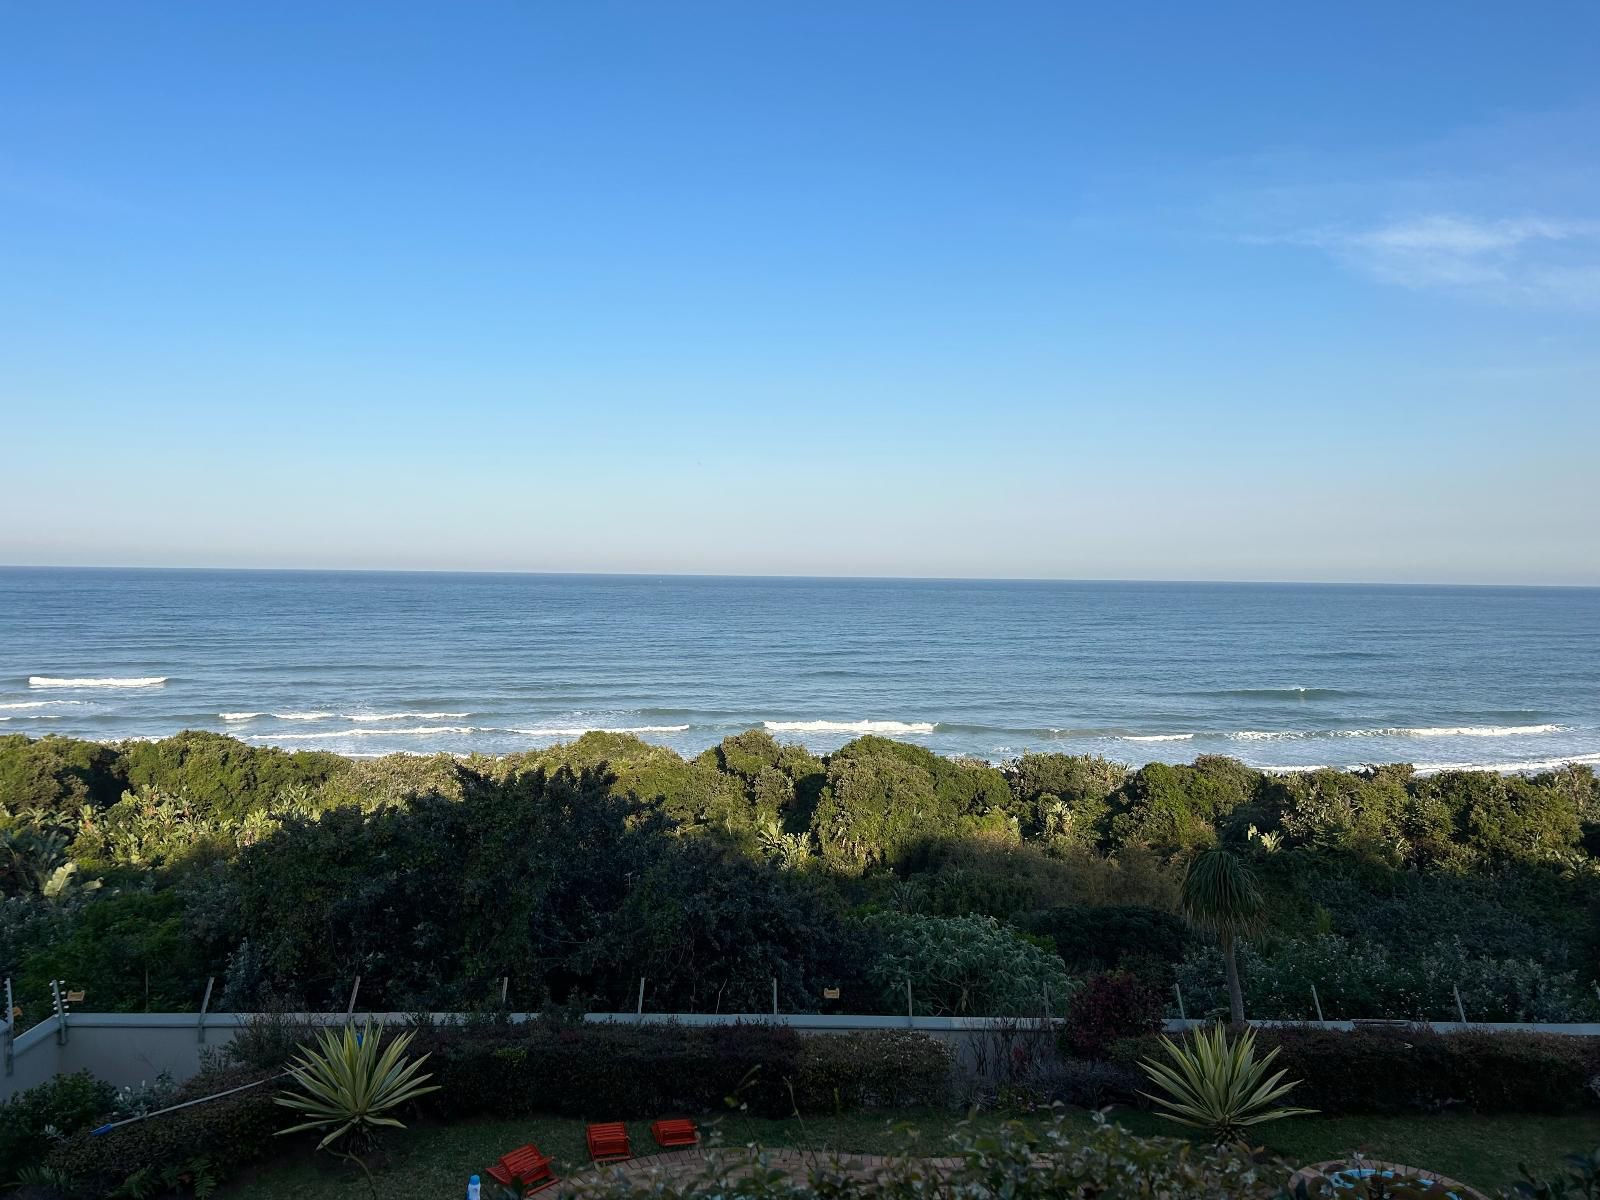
[2,567,1598,774]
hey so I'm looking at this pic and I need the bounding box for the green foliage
[1508,1145,1600,1200]
[19,889,207,1013]
[789,1030,952,1111]
[118,731,347,822]
[1176,933,1599,1023]
[1018,903,1192,983]
[0,1070,117,1184]
[1138,1022,1315,1143]
[860,911,1073,1015]
[1110,757,1263,854]
[0,733,123,815]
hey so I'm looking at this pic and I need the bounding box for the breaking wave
[1120,733,1195,742]
[252,725,477,741]
[508,725,690,736]
[29,676,167,689]
[347,711,471,721]
[763,719,937,735]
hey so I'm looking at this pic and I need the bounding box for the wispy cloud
[1271,214,1600,302]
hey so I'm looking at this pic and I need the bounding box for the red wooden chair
[650,1118,699,1149]
[486,1144,558,1194]
[586,1121,632,1164]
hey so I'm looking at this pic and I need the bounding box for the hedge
[1112,1025,1600,1115]
[50,1065,282,1195]
[417,1021,952,1119]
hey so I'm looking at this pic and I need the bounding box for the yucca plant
[274,1019,439,1193]
[1181,847,1265,1024]
[1138,1022,1315,1144]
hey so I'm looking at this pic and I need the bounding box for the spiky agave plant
[1138,1022,1314,1144]
[275,1019,439,1194]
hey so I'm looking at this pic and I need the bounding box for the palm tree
[1180,847,1264,1026]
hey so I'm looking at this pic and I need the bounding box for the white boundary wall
[6,1011,1600,1103]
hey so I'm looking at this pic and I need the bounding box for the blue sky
[3,2,1598,583]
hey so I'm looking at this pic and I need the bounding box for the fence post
[905,979,914,1027]
[500,977,509,1008]
[1042,982,1051,1020]
[51,979,69,1046]
[636,977,645,1020]
[1311,983,1325,1025]
[1173,982,1187,1024]
[197,977,215,1044]
[770,977,778,1017]
[1453,984,1467,1025]
[345,976,361,1025]
[3,977,13,1076]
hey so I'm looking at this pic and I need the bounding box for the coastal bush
[3,730,1600,1024]
[0,733,124,814]
[1018,903,1192,982]
[1175,933,1599,1023]
[860,911,1073,1015]
[19,889,206,1014]
[118,731,347,822]
[1107,757,1262,855]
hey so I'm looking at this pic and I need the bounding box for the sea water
[2,568,1597,774]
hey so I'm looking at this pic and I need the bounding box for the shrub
[790,1030,951,1112]
[0,1070,117,1183]
[50,1065,282,1194]
[860,911,1073,1016]
[1136,1024,1314,1144]
[416,1021,948,1121]
[1060,971,1165,1060]
[1112,1026,1600,1115]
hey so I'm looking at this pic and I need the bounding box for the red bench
[586,1121,632,1164]
[486,1144,558,1193]
[650,1118,700,1148]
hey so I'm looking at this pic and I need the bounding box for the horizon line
[1,562,1597,589]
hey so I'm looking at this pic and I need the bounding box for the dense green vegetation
[2,729,1598,1025]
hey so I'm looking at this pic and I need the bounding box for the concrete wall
[6,1010,1600,1103]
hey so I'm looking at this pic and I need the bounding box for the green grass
[224,1109,1595,1200]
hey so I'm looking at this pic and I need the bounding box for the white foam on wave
[252,725,477,741]
[347,711,470,722]
[220,712,263,721]
[1411,751,1600,777]
[1228,724,1568,742]
[508,725,691,736]
[29,676,167,689]
[274,711,332,721]
[1120,733,1195,742]
[1379,724,1566,738]
[764,719,937,735]
[0,700,84,710]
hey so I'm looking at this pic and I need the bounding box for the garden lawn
[222,1109,1597,1200]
